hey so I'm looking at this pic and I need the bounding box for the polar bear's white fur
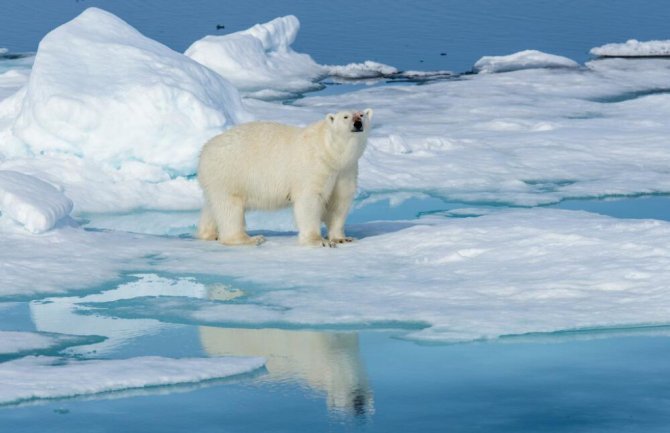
[197,109,373,246]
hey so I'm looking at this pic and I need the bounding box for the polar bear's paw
[300,235,337,248]
[220,234,266,247]
[329,237,356,244]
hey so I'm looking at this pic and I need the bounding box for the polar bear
[197,109,373,247]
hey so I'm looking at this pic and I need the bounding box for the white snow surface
[0,355,265,405]
[473,49,579,73]
[0,170,73,233]
[591,39,670,57]
[8,7,248,175]
[5,208,670,343]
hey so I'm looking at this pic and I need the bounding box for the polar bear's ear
[364,108,373,121]
[327,113,336,124]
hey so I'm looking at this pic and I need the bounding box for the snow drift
[0,170,72,233]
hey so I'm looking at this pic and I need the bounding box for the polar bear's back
[198,120,320,210]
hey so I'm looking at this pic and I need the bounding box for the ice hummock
[591,39,670,58]
[11,7,249,176]
[0,170,73,233]
[473,49,579,73]
[185,15,417,99]
[185,15,326,99]
[0,355,265,405]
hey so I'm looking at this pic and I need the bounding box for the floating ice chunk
[474,49,579,73]
[0,170,73,233]
[325,61,399,79]
[591,39,670,58]
[0,355,265,405]
[11,7,249,176]
[185,16,327,98]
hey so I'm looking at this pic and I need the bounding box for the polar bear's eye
[344,115,349,119]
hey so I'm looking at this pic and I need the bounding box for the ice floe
[473,49,579,73]
[0,355,265,405]
[0,170,73,233]
[5,208,670,343]
[591,39,670,58]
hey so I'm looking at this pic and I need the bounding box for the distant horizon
[2,0,670,73]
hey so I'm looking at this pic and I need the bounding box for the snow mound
[0,170,73,233]
[591,39,670,57]
[0,355,265,405]
[185,15,326,99]
[11,7,249,176]
[474,49,579,74]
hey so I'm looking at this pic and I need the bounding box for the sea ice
[473,49,579,73]
[0,355,265,405]
[0,170,73,233]
[591,39,670,57]
[6,207,670,343]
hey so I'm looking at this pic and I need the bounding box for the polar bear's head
[327,109,373,135]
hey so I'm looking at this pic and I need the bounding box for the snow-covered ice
[473,49,579,74]
[3,207,670,343]
[0,355,265,405]
[591,39,670,57]
[0,170,73,232]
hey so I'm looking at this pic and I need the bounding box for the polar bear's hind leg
[210,193,265,246]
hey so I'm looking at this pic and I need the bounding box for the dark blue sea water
[2,0,670,72]
[2,1,670,432]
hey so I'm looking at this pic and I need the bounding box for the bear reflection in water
[199,327,374,417]
[200,283,373,416]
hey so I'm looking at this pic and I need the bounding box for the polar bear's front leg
[209,193,264,246]
[294,194,335,247]
[324,169,357,243]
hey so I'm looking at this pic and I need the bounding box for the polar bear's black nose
[353,120,363,131]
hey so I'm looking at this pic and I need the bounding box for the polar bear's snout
[352,112,364,132]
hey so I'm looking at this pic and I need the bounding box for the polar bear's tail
[197,201,218,241]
